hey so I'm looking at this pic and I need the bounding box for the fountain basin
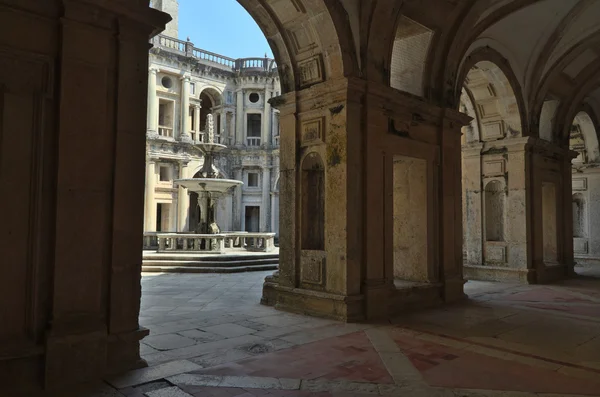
[175,178,243,194]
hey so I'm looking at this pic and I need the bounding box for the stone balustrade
[144,232,276,253]
[151,35,277,74]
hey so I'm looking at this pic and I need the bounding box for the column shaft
[193,105,200,140]
[263,89,272,146]
[261,167,271,231]
[178,162,189,231]
[236,90,244,145]
[145,160,157,232]
[234,168,243,230]
[147,69,158,133]
[180,76,190,140]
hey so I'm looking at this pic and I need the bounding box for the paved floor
[34,266,600,396]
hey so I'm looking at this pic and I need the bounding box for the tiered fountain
[174,114,243,236]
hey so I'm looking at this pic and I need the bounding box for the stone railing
[151,35,277,74]
[144,232,276,254]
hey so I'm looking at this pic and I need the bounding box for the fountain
[175,114,243,236]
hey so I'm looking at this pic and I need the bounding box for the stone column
[234,168,243,230]
[147,68,158,136]
[193,105,200,140]
[236,89,244,145]
[462,143,483,267]
[220,108,226,140]
[178,161,189,231]
[263,90,272,146]
[180,76,191,142]
[145,159,158,232]
[261,166,271,231]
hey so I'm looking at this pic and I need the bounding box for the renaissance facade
[145,0,280,237]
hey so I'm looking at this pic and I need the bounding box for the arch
[484,180,505,242]
[539,99,560,142]
[460,87,481,143]
[236,0,357,93]
[458,53,525,140]
[301,152,325,251]
[572,111,600,163]
[389,16,434,97]
[572,193,587,238]
[199,88,222,132]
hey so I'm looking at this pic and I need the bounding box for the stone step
[141,264,278,273]
[142,258,279,268]
[142,253,278,262]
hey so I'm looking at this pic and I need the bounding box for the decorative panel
[572,178,587,191]
[485,244,506,263]
[300,250,326,285]
[483,159,505,177]
[481,121,505,141]
[301,117,325,146]
[288,25,318,55]
[574,238,588,254]
[298,55,324,87]
[0,47,52,347]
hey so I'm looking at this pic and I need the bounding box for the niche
[484,180,505,242]
[573,193,586,238]
[301,152,325,250]
[393,155,429,281]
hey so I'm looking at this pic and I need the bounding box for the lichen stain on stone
[327,133,346,167]
[329,104,344,115]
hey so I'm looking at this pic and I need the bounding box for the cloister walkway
[43,268,600,396]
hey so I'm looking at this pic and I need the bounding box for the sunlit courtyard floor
[35,266,600,396]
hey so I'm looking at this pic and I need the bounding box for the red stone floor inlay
[391,331,600,395]
[193,331,393,384]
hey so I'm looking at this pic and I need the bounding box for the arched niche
[199,87,223,132]
[389,16,433,97]
[572,193,586,238]
[484,180,505,242]
[301,152,325,251]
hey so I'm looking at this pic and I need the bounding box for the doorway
[245,206,260,232]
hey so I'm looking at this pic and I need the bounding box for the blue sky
[178,0,272,59]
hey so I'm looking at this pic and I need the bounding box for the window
[190,82,196,95]
[248,172,259,187]
[161,76,173,89]
[159,165,171,182]
[247,114,262,146]
[227,91,233,104]
[249,93,260,103]
[158,100,174,137]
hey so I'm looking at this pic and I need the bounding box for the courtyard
[71,267,600,397]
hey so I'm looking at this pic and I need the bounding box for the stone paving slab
[100,271,600,397]
[106,360,202,389]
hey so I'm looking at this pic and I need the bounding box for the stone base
[574,256,600,267]
[261,281,364,322]
[536,263,571,284]
[45,329,108,389]
[106,327,150,375]
[464,265,535,283]
[389,282,444,317]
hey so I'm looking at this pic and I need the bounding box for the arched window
[301,153,325,250]
[573,194,586,238]
[485,180,504,242]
